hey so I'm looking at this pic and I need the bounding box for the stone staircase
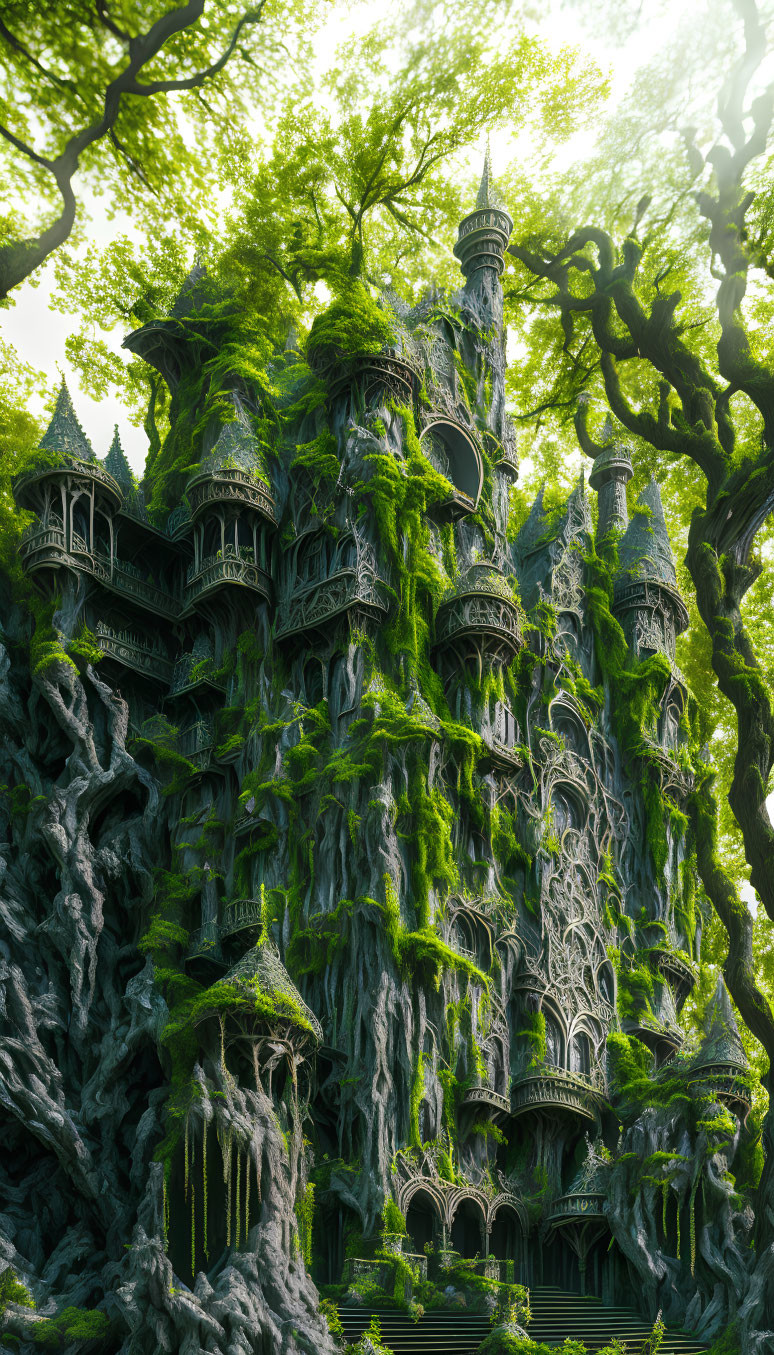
[338,1285,710,1352]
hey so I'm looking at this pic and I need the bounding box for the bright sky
[1,0,667,475]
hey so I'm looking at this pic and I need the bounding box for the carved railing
[14,456,122,510]
[169,652,226,697]
[187,920,222,959]
[178,719,214,771]
[687,1063,752,1117]
[435,587,522,666]
[94,622,173,684]
[494,444,519,478]
[460,1084,511,1117]
[90,552,181,619]
[187,466,277,525]
[185,550,272,611]
[548,1192,606,1222]
[510,1066,607,1123]
[18,527,181,617]
[221,898,263,940]
[276,565,390,640]
[325,352,419,406]
[647,946,697,1006]
[166,503,192,538]
[18,524,70,569]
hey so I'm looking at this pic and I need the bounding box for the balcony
[647,947,697,1008]
[168,652,226,699]
[276,565,390,641]
[184,549,272,613]
[178,719,215,772]
[14,455,122,513]
[18,527,181,619]
[166,503,193,539]
[88,552,181,620]
[94,623,172,685]
[187,466,277,526]
[19,524,70,573]
[687,1065,752,1121]
[187,920,223,961]
[460,1084,511,1120]
[221,897,263,941]
[548,1192,606,1223]
[434,564,522,671]
[325,351,419,406]
[510,1067,607,1125]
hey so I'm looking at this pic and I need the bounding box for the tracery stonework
[0,153,761,1353]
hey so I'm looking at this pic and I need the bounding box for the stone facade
[0,159,763,1352]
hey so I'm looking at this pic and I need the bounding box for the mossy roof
[617,477,678,588]
[201,392,265,477]
[692,977,748,1073]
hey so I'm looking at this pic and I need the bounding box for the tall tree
[0,0,321,301]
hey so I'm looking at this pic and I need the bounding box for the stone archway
[404,1186,442,1258]
[450,1195,485,1259]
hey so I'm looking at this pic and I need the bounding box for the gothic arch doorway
[405,1188,440,1258]
[451,1196,485,1258]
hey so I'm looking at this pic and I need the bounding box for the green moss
[306,281,397,370]
[31,1308,109,1348]
[0,1269,33,1315]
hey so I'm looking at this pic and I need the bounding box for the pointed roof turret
[204,392,264,477]
[39,379,94,462]
[454,147,513,292]
[693,977,748,1075]
[476,143,507,213]
[618,477,678,589]
[171,259,209,320]
[103,425,134,486]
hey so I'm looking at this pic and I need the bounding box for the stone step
[338,1287,710,1353]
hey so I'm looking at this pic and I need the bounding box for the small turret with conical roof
[688,977,751,1120]
[40,378,94,463]
[613,477,688,663]
[454,146,512,328]
[104,425,134,487]
[576,397,633,542]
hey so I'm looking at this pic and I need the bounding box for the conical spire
[693,977,748,1074]
[205,392,263,475]
[171,259,209,319]
[39,379,94,462]
[476,142,505,211]
[618,477,678,589]
[104,425,134,486]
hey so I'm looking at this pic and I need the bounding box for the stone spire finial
[476,141,505,212]
[453,145,513,316]
[104,425,134,485]
[39,378,94,462]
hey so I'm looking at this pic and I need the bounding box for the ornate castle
[1,155,756,1352]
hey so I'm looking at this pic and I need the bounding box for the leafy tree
[0,0,322,301]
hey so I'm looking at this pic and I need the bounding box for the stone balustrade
[221,898,264,939]
[276,565,390,640]
[94,622,173,684]
[185,551,272,611]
